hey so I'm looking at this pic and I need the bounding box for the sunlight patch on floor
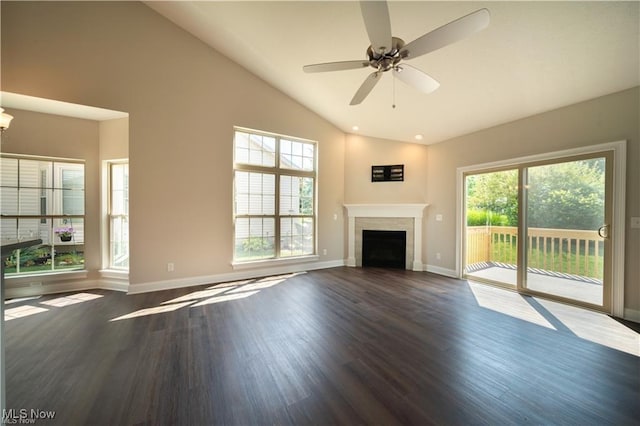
[5,292,104,321]
[211,279,254,288]
[161,287,232,305]
[111,272,302,321]
[40,292,103,307]
[5,305,49,321]
[468,280,639,357]
[534,298,640,357]
[226,277,286,293]
[110,301,193,321]
[468,281,556,330]
[192,291,259,306]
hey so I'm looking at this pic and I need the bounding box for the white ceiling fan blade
[303,60,370,73]
[393,64,440,94]
[350,71,382,105]
[360,1,393,55]
[401,8,490,60]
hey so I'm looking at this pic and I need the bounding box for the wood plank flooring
[4,267,640,425]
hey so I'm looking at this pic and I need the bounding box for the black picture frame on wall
[371,164,404,182]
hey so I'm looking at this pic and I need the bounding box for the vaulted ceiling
[147,1,639,144]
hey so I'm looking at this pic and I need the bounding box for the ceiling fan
[303,1,490,105]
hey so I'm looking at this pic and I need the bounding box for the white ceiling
[148,1,639,144]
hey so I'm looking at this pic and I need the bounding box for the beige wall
[2,1,345,287]
[344,134,429,203]
[343,134,429,270]
[426,87,639,315]
[99,118,129,161]
[1,108,102,277]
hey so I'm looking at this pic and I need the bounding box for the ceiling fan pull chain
[392,73,396,109]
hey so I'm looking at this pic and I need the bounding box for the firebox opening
[362,230,407,269]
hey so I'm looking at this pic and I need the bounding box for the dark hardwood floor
[4,267,639,425]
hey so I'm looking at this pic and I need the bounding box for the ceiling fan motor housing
[367,37,405,72]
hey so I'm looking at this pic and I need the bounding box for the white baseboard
[99,279,130,293]
[127,259,345,295]
[4,271,129,299]
[4,260,346,298]
[623,308,640,323]
[424,264,458,278]
[5,279,101,299]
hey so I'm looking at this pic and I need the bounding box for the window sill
[231,255,320,270]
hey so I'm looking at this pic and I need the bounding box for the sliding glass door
[464,168,519,287]
[464,152,613,311]
[523,154,611,309]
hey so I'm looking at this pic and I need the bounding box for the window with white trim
[233,129,316,261]
[109,162,129,269]
[0,155,85,275]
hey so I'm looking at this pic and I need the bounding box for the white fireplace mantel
[344,203,428,271]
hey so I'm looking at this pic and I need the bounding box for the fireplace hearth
[362,230,407,269]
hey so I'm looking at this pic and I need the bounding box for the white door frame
[456,140,626,318]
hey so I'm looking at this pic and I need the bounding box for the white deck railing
[466,226,604,279]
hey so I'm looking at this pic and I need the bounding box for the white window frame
[0,154,86,276]
[107,161,129,270]
[232,127,318,268]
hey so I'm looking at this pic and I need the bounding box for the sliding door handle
[598,224,609,239]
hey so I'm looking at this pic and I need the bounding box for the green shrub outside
[467,210,509,226]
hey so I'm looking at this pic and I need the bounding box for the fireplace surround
[344,204,428,271]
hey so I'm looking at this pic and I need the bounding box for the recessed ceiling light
[414,134,424,141]
[352,125,359,131]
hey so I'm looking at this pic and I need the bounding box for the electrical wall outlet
[167,262,175,272]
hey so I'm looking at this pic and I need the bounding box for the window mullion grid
[108,163,115,268]
[235,213,277,259]
[274,136,281,258]
[233,130,317,261]
[2,156,86,275]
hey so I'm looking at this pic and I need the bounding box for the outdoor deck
[467,264,603,306]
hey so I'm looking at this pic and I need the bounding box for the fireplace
[344,204,428,271]
[362,230,407,269]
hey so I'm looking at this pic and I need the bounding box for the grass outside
[4,249,85,275]
[490,241,603,279]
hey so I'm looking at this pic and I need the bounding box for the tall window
[0,155,85,275]
[109,162,129,269]
[233,129,316,261]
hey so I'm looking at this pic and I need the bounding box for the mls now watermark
[2,409,56,424]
